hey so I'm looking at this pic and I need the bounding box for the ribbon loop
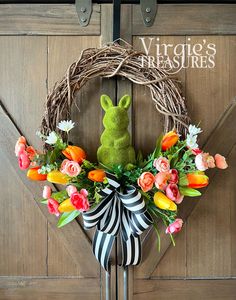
[83,172,153,271]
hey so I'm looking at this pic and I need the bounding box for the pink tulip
[15,142,26,157]
[138,172,155,192]
[166,218,183,234]
[169,169,179,184]
[15,136,27,156]
[47,198,60,217]
[43,185,52,199]
[66,185,77,197]
[166,183,184,204]
[191,148,202,156]
[154,172,170,191]
[153,157,170,172]
[214,154,228,169]
[18,151,30,170]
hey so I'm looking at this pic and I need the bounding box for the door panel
[0,3,236,300]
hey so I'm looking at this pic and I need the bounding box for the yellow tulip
[154,191,177,211]
[58,198,76,213]
[47,170,68,185]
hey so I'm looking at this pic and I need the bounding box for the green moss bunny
[97,94,136,168]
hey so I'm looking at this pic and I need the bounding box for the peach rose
[153,157,170,172]
[165,218,183,234]
[165,183,184,204]
[60,159,81,177]
[195,152,216,171]
[154,172,170,191]
[214,154,228,169]
[26,146,37,161]
[137,172,155,192]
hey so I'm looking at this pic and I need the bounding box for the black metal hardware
[75,0,92,27]
[140,0,157,27]
[113,0,121,41]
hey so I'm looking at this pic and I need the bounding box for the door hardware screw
[146,7,151,13]
[145,17,151,23]
[81,17,87,22]
[80,7,86,13]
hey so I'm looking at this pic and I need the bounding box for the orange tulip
[161,131,179,151]
[88,169,106,182]
[62,145,86,164]
[187,172,209,189]
[27,167,47,181]
[58,198,76,213]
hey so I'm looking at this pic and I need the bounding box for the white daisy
[57,120,75,133]
[186,134,198,149]
[45,131,58,145]
[188,124,202,137]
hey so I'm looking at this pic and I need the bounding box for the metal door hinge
[76,0,92,27]
[140,0,157,27]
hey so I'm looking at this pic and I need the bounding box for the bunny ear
[100,95,114,111]
[118,95,131,110]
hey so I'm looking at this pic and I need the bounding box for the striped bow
[83,173,153,271]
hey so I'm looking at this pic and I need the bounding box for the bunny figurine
[97,94,136,168]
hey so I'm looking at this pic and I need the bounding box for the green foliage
[57,211,80,228]
[51,190,69,203]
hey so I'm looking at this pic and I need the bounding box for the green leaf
[178,173,188,186]
[152,134,163,159]
[57,211,80,228]
[52,190,68,203]
[153,222,161,252]
[179,186,201,197]
[40,198,48,204]
[136,150,144,167]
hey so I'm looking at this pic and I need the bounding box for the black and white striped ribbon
[83,173,153,271]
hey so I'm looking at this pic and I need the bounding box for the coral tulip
[161,131,179,151]
[166,218,183,234]
[187,172,209,189]
[214,154,228,169]
[47,170,68,185]
[62,145,86,164]
[88,169,106,182]
[154,191,177,211]
[58,198,76,213]
[27,167,47,181]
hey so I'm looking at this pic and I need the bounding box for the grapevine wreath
[15,42,228,271]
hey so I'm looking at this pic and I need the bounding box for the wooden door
[0,3,236,300]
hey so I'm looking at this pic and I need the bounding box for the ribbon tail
[121,234,141,267]
[93,229,115,272]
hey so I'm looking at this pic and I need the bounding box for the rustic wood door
[0,3,236,300]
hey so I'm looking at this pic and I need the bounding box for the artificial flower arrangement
[15,94,228,269]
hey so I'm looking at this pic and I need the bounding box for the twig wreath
[40,41,189,138]
[15,41,228,271]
